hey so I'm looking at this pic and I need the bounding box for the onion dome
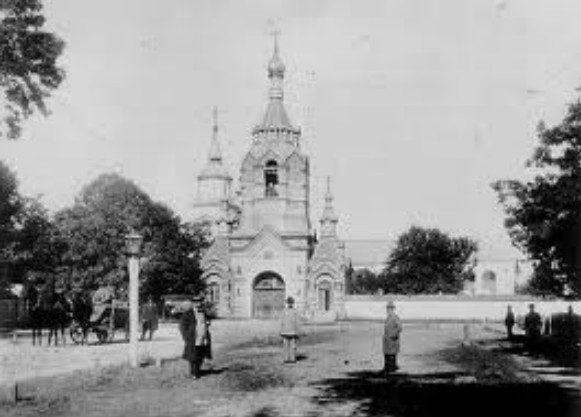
[268,39,286,79]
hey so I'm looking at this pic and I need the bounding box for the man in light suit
[280,297,300,363]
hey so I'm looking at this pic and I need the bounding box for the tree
[493,92,581,298]
[347,268,384,295]
[54,173,209,300]
[381,226,477,294]
[0,0,65,139]
[0,160,58,295]
[0,160,22,294]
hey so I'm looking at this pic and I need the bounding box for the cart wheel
[96,329,108,344]
[70,324,85,344]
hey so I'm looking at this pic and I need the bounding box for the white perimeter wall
[344,295,581,322]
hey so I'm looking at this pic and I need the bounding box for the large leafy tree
[0,0,65,139]
[54,173,209,300]
[0,160,22,295]
[493,92,581,298]
[381,226,477,294]
[0,160,58,295]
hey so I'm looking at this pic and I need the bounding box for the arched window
[264,160,278,197]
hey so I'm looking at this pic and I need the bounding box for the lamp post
[125,230,143,367]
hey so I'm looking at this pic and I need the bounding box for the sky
[1,0,580,255]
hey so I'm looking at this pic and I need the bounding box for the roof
[343,238,527,269]
[476,241,526,261]
[257,100,296,132]
[343,239,394,269]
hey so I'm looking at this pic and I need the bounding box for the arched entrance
[253,272,285,318]
[317,280,332,311]
[207,282,220,304]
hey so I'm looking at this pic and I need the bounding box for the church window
[264,160,279,197]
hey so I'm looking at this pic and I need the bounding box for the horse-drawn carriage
[70,299,129,344]
[69,287,129,344]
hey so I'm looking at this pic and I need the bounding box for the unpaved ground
[1,321,579,417]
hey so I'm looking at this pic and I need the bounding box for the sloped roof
[343,239,526,269]
[343,239,393,268]
[257,100,295,131]
[311,238,344,264]
[201,235,231,268]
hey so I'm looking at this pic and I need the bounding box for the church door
[253,272,285,319]
[318,281,332,311]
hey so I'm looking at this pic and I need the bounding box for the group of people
[504,303,579,351]
[178,295,403,379]
[504,303,544,343]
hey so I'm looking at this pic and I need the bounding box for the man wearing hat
[524,303,542,350]
[383,300,402,375]
[179,295,207,379]
[280,296,301,363]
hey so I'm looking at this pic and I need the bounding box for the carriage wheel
[70,324,85,344]
[96,329,109,344]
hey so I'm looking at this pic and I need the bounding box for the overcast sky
[1,0,580,253]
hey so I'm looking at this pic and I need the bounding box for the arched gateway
[253,272,285,318]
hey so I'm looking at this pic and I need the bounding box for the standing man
[280,297,300,363]
[140,296,159,341]
[524,303,542,350]
[179,299,201,379]
[193,296,210,369]
[383,300,402,376]
[504,305,515,340]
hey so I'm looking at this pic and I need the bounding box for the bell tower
[236,38,311,235]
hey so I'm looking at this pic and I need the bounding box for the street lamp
[125,230,143,367]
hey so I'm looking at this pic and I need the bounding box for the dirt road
[1,321,579,417]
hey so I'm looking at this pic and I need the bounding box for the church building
[194,42,347,319]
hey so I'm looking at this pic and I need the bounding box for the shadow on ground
[498,335,581,370]
[312,370,580,417]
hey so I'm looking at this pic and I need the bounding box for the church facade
[194,43,347,319]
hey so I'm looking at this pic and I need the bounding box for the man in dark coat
[179,300,200,379]
[140,296,159,341]
[383,300,402,376]
[504,305,515,340]
[524,303,542,350]
[179,296,209,379]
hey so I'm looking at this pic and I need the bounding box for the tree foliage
[493,93,581,298]
[53,173,209,300]
[346,267,384,295]
[0,160,57,295]
[381,226,477,294]
[0,0,65,139]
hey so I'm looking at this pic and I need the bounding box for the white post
[128,256,140,367]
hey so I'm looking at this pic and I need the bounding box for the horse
[70,292,93,345]
[25,285,52,346]
[47,292,72,346]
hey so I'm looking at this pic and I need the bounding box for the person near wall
[280,296,300,363]
[383,300,402,376]
[504,305,515,340]
[524,303,542,350]
[140,296,159,341]
[179,298,205,379]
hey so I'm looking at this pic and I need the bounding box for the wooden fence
[0,299,27,330]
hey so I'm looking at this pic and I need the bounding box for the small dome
[268,45,285,78]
